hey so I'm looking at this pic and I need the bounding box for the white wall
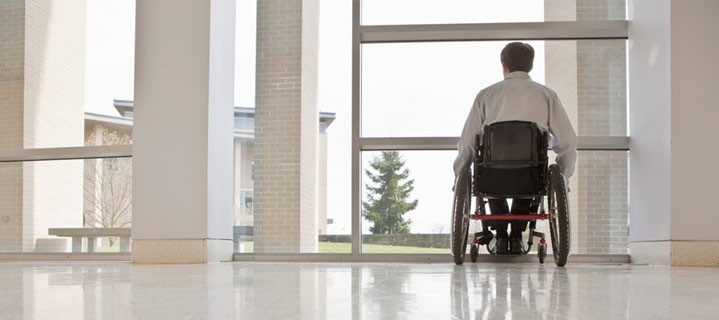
[669,0,719,241]
[630,0,719,242]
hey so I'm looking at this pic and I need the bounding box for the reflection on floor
[1,261,718,319]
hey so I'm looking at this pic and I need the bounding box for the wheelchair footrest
[475,231,494,245]
[472,213,548,220]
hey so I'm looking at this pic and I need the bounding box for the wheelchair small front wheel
[548,164,570,267]
[538,243,547,264]
[470,244,479,263]
[451,169,472,265]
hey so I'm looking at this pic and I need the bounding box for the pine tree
[362,151,418,234]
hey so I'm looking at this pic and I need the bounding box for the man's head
[500,42,534,74]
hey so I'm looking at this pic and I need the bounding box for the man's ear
[502,63,509,75]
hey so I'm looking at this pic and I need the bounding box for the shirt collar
[504,71,531,80]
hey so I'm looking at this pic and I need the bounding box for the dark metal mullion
[358,137,630,151]
[360,21,629,43]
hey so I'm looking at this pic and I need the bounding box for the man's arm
[453,95,484,178]
[547,91,578,178]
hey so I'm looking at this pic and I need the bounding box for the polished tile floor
[1,261,718,319]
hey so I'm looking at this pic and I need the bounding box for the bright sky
[85,0,135,115]
[84,0,545,235]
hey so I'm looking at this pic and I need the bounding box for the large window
[0,1,135,253]
[0,159,132,253]
[352,0,629,257]
[361,40,626,138]
[0,0,629,259]
[361,41,543,137]
[360,151,454,254]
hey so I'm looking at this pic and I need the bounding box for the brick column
[0,0,85,252]
[24,0,86,251]
[544,0,581,254]
[576,0,627,255]
[545,0,627,255]
[255,0,320,253]
[0,0,25,251]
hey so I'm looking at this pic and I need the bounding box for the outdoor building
[82,100,336,250]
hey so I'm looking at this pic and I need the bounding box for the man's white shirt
[453,71,578,179]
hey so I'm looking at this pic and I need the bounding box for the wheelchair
[451,121,570,267]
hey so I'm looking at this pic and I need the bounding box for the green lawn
[238,242,450,254]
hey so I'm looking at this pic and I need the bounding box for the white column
[629,0,719,266]
[132,0,236,263]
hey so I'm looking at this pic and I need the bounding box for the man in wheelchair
[453,42,577,256]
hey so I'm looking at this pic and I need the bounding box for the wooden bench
[48,227,131,253]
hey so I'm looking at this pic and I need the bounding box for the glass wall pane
[360,41,544,137]
[316,108,351,253]
[238,96,349,254]
[0,158,132,253]
[233,134,255,253]
[317,0,353,253]
[361,0,626,25]
[361,40,627,137]
[235,0,257,108]
[239,0,351,254]
[232,0,351,254]
[85,0,136,145]
[361,151,453,254]
[0,1,135,149]
[358,150,628,255]
[231,0,258,253]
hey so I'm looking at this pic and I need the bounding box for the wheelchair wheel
[470,244,479,263]
[548,164,570,267]
[451,169,472,265]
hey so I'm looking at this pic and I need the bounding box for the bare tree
[84,127,133,246]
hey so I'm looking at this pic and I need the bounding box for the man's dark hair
[500,42,534,73]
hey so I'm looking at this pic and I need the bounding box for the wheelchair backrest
[473,121,549,197]
[478,121,547,169]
